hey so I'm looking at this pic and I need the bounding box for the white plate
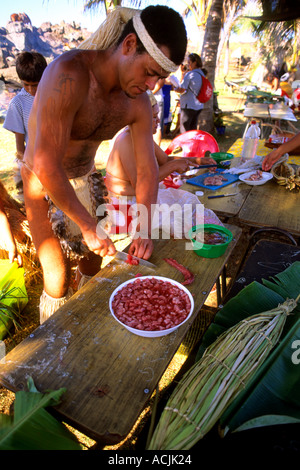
[239,171,273,186]
[109,276,194,337]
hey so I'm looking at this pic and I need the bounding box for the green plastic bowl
[188,224,233,258]
[210,152,234,168]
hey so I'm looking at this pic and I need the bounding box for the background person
[3,52,47,201]
[105,91,219,237]
[175,53,205,133]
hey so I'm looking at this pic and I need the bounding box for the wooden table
[181,177,251,219]
[0,226,242,445]
[243,102,298,138]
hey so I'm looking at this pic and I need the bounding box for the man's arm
[29,57,114,257]
[15,133,25,158]
[262,132,300,171]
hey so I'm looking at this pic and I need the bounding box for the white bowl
[239,171,273,186]
[109,276,194,337]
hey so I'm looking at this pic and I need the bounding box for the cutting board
[186,169,240,190]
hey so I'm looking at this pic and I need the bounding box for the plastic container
[210,152,234,167]
[241,120,260,162]
[188,224,233,258]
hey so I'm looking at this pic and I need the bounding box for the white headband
[132,13,178,73]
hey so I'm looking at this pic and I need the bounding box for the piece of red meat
[163,258,195,285]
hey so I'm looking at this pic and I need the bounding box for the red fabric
[162,176,181,189]
[281,89,289,99]
[107,203,133,234]
[165,130,219,159]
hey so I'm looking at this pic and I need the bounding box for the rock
[0,11,92,70]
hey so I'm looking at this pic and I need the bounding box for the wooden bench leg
[221,266,227,299]
[216,277,221,305]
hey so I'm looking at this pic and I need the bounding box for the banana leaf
[195,281,285,361]
[219,315,300,434]
[262,261,300,300]
[0,377,82,450]
[193,262,300,436]
[195,262,300,360]
[227,415,300,433]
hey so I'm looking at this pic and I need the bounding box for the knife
[114,251,156,269]
[191,164,218,169]
[208,193,238,199]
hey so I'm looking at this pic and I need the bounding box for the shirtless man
[21,6,187,323]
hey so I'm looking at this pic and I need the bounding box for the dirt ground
[0,99,298,449]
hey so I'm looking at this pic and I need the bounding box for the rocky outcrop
[0,12,91,73]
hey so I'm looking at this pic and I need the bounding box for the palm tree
[198,0,223,132]
[83,0,142,15]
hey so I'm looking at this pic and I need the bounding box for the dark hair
[188,53,202,69]
[117,6,187,66]
[16,51,47,82]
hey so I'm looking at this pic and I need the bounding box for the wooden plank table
[181,139,299,235]
[180,140,270,218]
[181,177,251,219]
[0,225,241,445]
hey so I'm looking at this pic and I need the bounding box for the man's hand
[8,242,22,267]
[0,212,23,266]
[199,157,217,166]
[82,224,116,258]
[128,237,154,260]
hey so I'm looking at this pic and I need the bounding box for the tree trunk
[198,0,223,133]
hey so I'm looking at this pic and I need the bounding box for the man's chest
[71,92,133,142]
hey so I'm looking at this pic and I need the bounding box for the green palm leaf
[194,262,300,436]
[220,315,300,434]
[196,262,300,361]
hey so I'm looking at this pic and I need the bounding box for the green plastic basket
[188,224,233,258]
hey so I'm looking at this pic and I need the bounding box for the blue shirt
[3,88,34,144]
[180,68,204,111]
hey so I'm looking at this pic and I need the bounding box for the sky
[0,0,200,39]
[1,0,107,32]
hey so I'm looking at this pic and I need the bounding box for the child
[3,51,47,199]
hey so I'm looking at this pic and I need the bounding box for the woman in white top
[176,53,205,133]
